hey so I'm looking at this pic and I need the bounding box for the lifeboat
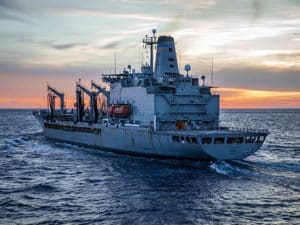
[103,105,116,114]
[103,104,131,117]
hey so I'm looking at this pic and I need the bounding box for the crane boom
[47,84,64,112]
[76,80,99,123]
[91,80,110,105]
[76,83,93,96]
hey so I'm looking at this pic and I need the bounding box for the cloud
[0,11,32,23]
[0,0,299,109]
[65,9,172,22]
[270,51,300,61]
[51,43,86,50]
[18,37,88,51]
[111,0,167,4]
[0,0,34,24]
[0,0,35,20]
[214,66,300,91]
[0,0,23,12]
[101,41,119,49]
[249,50,300,68]
[0,61,99,77]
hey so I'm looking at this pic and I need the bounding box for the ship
[33,29,269,160]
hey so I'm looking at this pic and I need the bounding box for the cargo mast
[91,80,110,105]
[76,80,99,123]
[47,84,64,113]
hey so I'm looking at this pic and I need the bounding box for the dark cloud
[101,41,119,49]
[270,52,300,61]
[0,11,25,22]
[18,37,87,50]
[51,43,86,50]
[0,13,34,24]
[0,61,101,78]
[0,2,34,24]
[214,67,300,91]
[0,0,22,12]
[0,60,299,92]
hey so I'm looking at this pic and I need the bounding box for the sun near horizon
[0,0,299,109]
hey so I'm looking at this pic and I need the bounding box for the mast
[114,49,117,74]
[211,57,214,86]
[76,87,84,122]
[142,29,157,73]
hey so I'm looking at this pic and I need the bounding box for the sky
[0,0,299,109]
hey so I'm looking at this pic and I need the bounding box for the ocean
[0,109,299,225]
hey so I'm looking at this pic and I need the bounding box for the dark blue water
[0,109,299,225]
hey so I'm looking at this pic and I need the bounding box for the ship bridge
[101,30,219,131]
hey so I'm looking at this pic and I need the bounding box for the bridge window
[169,47,173,52]
[192,78,198,86]
[214,137,225,144]
[246,136,256,143]
[191,137,198,144]
[168,57,174,61]
[226,137,243,144]
[257,136,264,143]
[227,137,234,144]
[202,137,212,144]
[173,135,198,144]
[245,137,252,143]
[170,64,174,68]
[236,137,244,143]
[186,137,191,143]
[172,135,179,142]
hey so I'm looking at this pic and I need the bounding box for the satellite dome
[184,64,191,77]
[184,64,191,72]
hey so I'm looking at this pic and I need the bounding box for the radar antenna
[211,57,214,86]
[201,75,206,86]
[184,64,191,77]
[114,49,117,74]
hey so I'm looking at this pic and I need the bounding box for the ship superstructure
[34,30,268,160]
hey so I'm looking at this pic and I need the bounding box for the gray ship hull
[42,121,267,160]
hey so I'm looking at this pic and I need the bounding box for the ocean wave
[210,159,300,193]
[0,197,36,210]
[209,161,239,176]
[0,183,58,195]
[29,183,58,193]
[1,109,299,224]
[0,143,8,149]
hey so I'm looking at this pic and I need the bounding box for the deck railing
[220,127,269,134]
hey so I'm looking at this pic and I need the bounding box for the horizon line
[1,107,299,110]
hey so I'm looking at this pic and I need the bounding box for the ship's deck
[44,120,268,136]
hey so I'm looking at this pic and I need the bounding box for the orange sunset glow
[218,88,300,108]
[2,87,299,109]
